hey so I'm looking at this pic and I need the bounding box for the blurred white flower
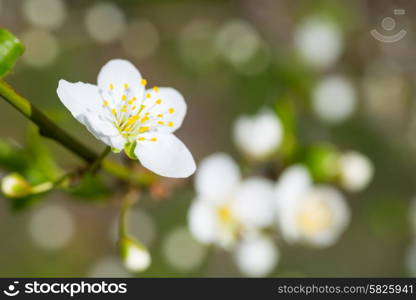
[119,237,151,273]
[121,20,159,59]
[275,165,350,248]
[234,234,279,277]
[28,204,74,251]
[21,29,59,69]
[188,153,275,248]
[294,16,343,70]
[162,226,207,272]
[312,75,356,124]
[338,151,374,192]
[85,2,126,44]
[215,19,261,67]
[23,0,67,30]
[57,59,195,178]
[233,109,283,160]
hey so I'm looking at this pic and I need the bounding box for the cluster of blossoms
[188,110,374,277]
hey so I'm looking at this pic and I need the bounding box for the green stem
[0,80,153,187]
[119,189,139,238]
[88,146,111,174]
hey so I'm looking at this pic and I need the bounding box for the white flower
[275,165,350,248]
[338,151,374,192]
[312,75,356,124]
[294,16,343,70]
[119,237,151,273]
[188,153,275,248]
[233,109,283,160]
[57,59,196,178]
[234,234,279,277]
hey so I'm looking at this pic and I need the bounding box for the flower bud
[1,173,32,198]
[119,236,151,273]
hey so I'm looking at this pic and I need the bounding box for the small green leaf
[0,28,24,78]
[68,174,110,201]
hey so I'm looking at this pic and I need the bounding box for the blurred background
[0,0,416,277]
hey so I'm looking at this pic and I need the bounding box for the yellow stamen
[103,100,109,107]
[139,126,150,133]
[168,121,174,127]
[122,95,127,101]
[140,116,149,123]
[156,99,162,104]
[109,83,114,90]
[158,121,165,125]
[138,137,146,141]
[121,105,127,112]
[146,93,151,99]
[111,108,117,115]
[150,137,158,142]
[168,108,175,114]
[124,83,129,89]
[157,114,164,118]
[153,86,159,92]
[132,106,137,110]
[141,79,147,86]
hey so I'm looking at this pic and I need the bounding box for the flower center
[296,199,333,236]
[99,80,175,143]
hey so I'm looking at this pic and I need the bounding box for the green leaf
[0,28,24,78]
[301,144,340,182]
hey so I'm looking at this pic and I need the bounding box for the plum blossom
[57,59,196,178]
[275,165,350,248]
[188,153,278,276]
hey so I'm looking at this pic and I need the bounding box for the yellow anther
[140,116,149,123]
[128,100,133,105]
[146,93,151,98]
[111,108,117,115]
[150,137,158,142]
[139,126,150,133]
[124,83,129,89]
[156,99,162,104]
[168,121,174,127]
[145,112,150,116]
[139,104,146,112]
[138,137,146,141]
[121,105,127,112]
[109,83,114,90]
[168,107,175,114]
[157,114,164,118]
[132,106,137,110]
[103,100,109,107]
[158,121,165,125]
[153,86,159,92]
[141,79,147,86]
[122,95,127,101]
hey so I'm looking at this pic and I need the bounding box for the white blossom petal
[275,165,312,243]
[195,153,241,204]
[144,87,187,133]
[234,177,275,228]
[97,59,145,99]
[234,235,279,277]
[57,79,103,117]
[75,114,124,150]
[294,185,350,247]
[188,199,217,244]
[134,133,195,178]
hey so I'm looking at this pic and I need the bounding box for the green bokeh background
[0,0,415,277]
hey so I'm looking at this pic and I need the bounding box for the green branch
[0,80,153,187]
